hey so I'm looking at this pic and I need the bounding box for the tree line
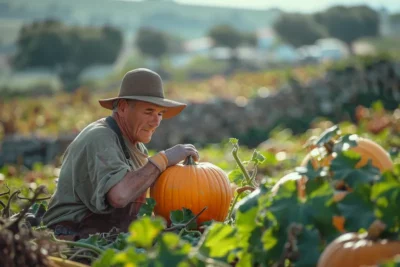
[273,5,380,50]
[12,5,387,91]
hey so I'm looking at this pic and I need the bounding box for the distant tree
[208,24,242,49]
[135,27,168,60]
[13,19,123,91]
[273,13,327,47]
[389,13,400,24]
[314,5,380,51]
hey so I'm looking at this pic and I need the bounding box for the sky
[174,0,400,13]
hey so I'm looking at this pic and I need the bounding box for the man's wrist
[148,151,168,172]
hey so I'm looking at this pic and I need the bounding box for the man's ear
[118,99,129,112]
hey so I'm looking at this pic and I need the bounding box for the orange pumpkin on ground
[317,220,400,267]
[150,156,233,226]
[297,136,393,198]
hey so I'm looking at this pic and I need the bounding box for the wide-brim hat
[99,68,186,119]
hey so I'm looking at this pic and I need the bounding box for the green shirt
[43,118,148,227]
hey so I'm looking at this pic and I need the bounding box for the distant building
[297,38,349,63]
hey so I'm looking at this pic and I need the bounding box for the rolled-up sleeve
[74,137,131,214]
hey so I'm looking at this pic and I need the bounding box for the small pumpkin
[317,220,400,267]
[150,156,233,226]
[297,136,393,198]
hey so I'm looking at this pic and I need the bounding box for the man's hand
[165,144,199,167]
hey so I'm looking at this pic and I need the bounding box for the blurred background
[0,0,399,177]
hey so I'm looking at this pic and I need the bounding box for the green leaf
[372,179,400,229]
[229,138,239,145]
[315,125,340,146]
[333,134,358,153]
[198,223,237,259]
[170,208,197,230]
[127,217,166,249]
[337,186,376,232]
[138,197,156,217]
[247,226,270,265]
[236,205,258,234]
[251,150,265,164]
[330,150,381,188]
[261,227,277,251]
[92,249,117,267]
[304,178,330,197]
[295,227,322,267]
[228,169,245,184]
[268,180,313,230]
[153,233,191,266]
[237,188,261,214]
[105,233,129,251]
[305,188,341,242]
[295,162,328,181]
[180,230,202,246]
[112,247,147,265]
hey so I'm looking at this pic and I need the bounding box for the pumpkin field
[0,62,400,267]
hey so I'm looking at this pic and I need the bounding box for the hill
[0,0,281,43]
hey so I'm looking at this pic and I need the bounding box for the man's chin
[141,137,152,144]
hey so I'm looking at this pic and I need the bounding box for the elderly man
[43,68,199,240]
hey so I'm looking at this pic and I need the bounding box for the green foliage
[2,124,400,266]
[273,13,327,47]
[135,27,168,59]
[314,5,379,45]
[208,24,243,49]
[13,19,123,91]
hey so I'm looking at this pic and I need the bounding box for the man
[43,68,199,240]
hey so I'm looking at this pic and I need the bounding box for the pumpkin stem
[183,155,197,165]
[367,220,386,241]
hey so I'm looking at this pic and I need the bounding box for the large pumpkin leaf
[198,223,237,259]
[153,233,192,266]
[128,217,166,249]
[170,208,197,230]
[138,197,156,217]
[107,247,147,266]
[372,175,400,229]
[92,249,116,267]
[295,227,322,267]
[228,169,245,184]
[330,150,381,188]
[305,191,341,242]
[267,180,313,228]
[337,185,376,232]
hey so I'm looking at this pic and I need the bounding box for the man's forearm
[107,162,161,208]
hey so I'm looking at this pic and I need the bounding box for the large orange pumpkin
[317,220,400,267]
[150,156,233,226]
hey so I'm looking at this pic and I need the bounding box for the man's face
[121,100,166,144]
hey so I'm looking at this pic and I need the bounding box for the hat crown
[119,68,164,98]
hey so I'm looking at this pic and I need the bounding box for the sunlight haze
[175,0,400,13]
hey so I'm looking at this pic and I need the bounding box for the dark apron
[51,194,146,241]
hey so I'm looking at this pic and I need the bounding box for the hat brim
[99,96,186,119]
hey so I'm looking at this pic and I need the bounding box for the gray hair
[112,100,119,115]
[112,99,136,115]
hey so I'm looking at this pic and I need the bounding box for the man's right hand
[164,144,199,167]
